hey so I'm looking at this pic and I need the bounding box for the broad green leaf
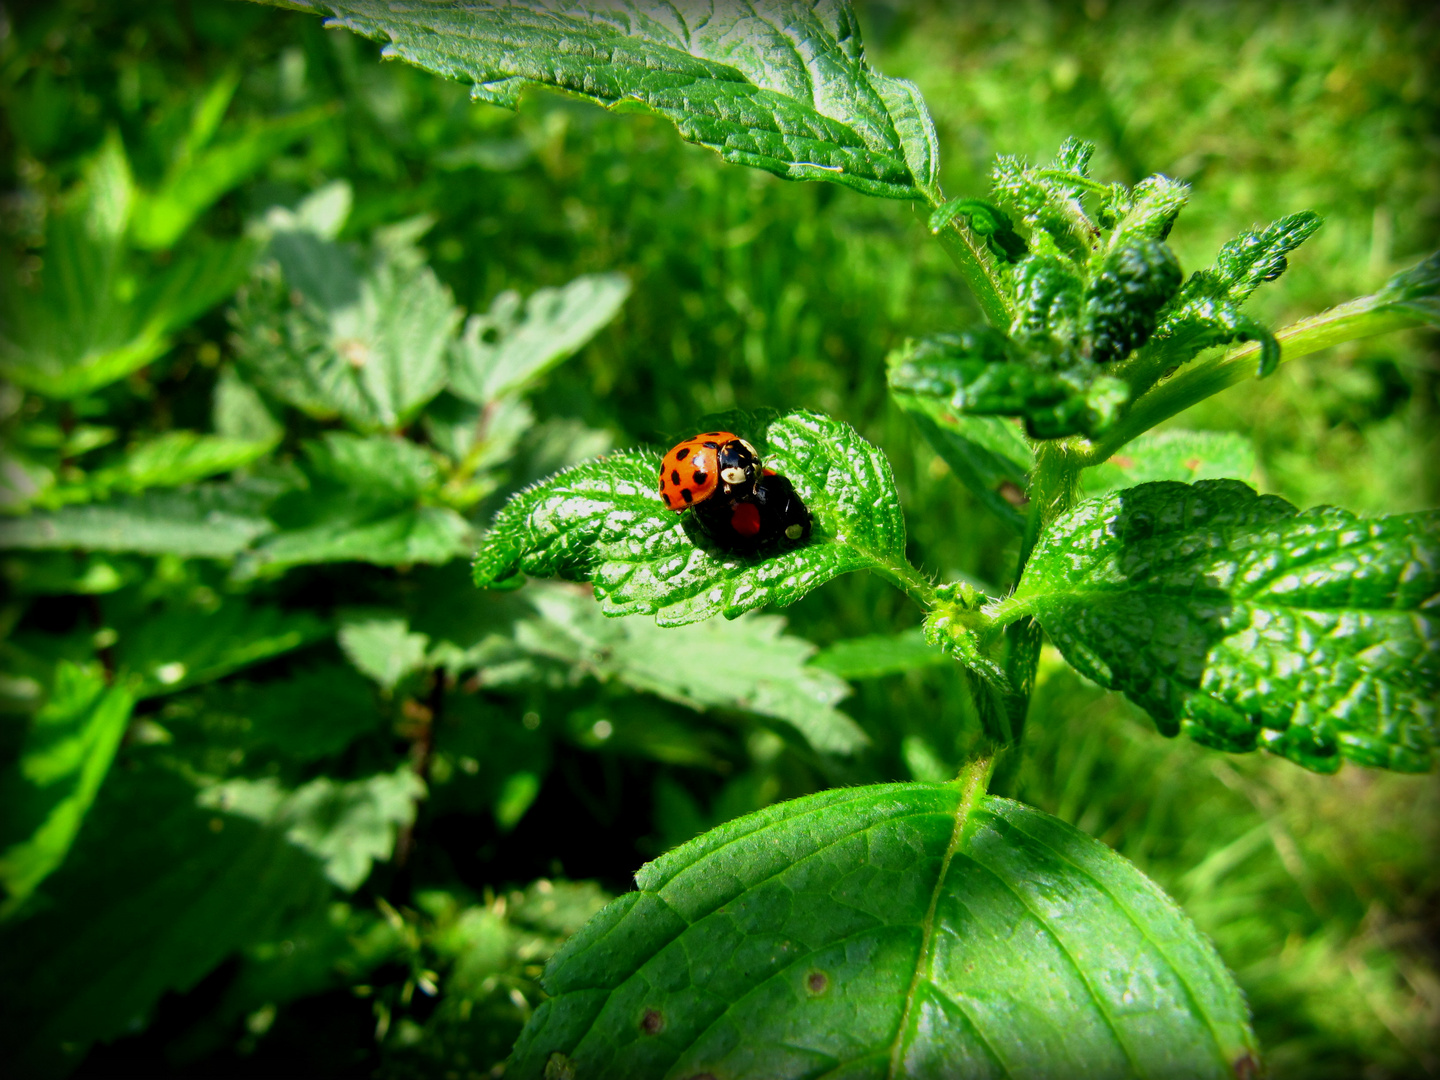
[36,430,278,507]
[473,410,914,626]
[0,764,331,1076]
[811,627,948,679]
[198,766,426,890]
[1000,480,1439,772]
[1079,430,1255,498]
[262,0,940,201]
[230,215,462,430]
[175,664,381,762]
[238,433,473,572]
[892,393,1031,533]
[0,480,280,558]
[0,661,136,917]
[517,585,865,754]
[130,106,332,250]
[0,135,256,397]
[509,783,1258,1079]
[449,273,631,405]
[338,612,432,691]
[114,599,328,698]
[888,331,1128,440]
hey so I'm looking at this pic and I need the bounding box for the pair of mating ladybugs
[657,431,812,555]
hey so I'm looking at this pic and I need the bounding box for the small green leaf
[1002,480,1439,772]
[0,764,331,1074]
[338,612,431,691]
[1212,210,1323,303]
[517,585,865,755]
[114,599,330,698]
[258,0,939,200]
[473,410,914,626]
[199,766,425,890]
[189,664,381,761]
[0,481,280,558]
[810,627,947,679]
[1080,430,1255,498]
[448,273,631,405]
[927,198,1027,263]
[509,784,1257,1079]
[213,366,285,445]
[0,661,136,917]
[230,215,462,430]
[887,332,1128,439]
[1374,248,1440,325]
[1083,239,1183,364]
[893,399,1030,532]
[84,431,276,499]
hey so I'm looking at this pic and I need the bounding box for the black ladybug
[694,470,812,555]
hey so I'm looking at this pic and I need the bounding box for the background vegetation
[0,0,1436,1076]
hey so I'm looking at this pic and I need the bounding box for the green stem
[951,752,996,796]
[1080,296,1426,467]
[872,557,936,610]
[931,213,1013,329]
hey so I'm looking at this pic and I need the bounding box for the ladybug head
[717,438,760,491]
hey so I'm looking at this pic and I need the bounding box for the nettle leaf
[0,764,331,1075]
[0,480,281,558]
[1211,211,1324,303]
[810,627,947,679]
[113,599,330,698]
[338,612,432,691]
[241,434,473,573]
[1374,248,1440,325]
[0,661,136,917]
[230,208,462,431]
[1079,429,1255,498]
[1002,480,1439,772]
[199,766,425,890]
[509,784,1257,1079]
[887,331,1127,440]
[517,584,865,754]
[474,410,911,627]
[264,0,940,201]
[891,392,1031,533]
[449,273,631,405]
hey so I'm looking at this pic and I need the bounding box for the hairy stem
[1081,296,1427,466]
[931,213,1013,329]
[872,557,936,610]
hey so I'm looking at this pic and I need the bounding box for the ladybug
[657,432,761,511]
[694,469,812,556]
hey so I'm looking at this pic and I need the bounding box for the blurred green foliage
[0,0,1435,1076]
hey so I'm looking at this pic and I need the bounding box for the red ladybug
[657,432,760,510]
[694,469,812,555]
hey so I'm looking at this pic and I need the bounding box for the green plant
[235,3,1437,1076]
[1,2,1435,1077]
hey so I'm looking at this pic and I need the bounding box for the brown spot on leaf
[1232,1053,1260,1079]
[998,481,1029,507]
[640,1008,665,1034]
[806,970,829,994]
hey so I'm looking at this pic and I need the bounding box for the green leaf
[338,612,432,691]
[810,627,948,679]
[926,198,1027,263]
[448,273,631,405]
[892,393,1032,533]
[198,766,426,890]
[260,0,939,200]
[64,430,277,504]
[0,134,256,397]
[184,664,381,761]
[213,365,285,445]
[1079,430,1255,498]
[1001,480,1439,772]
[0,661,136,917]
[1211,211,1324,303]
[1083,239,1183,364]
[230,216,462,430]
[887,331,1128,440]
[130,106,332,250]
[1374,248,1440,325]
[114,598,330,698]
[0,480,280,558]
[517,585,865,755]
[0,764,331,1076]
[473,410,916,626]
[509,783,1258,1079]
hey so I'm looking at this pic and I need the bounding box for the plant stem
[952,751,996,797]
[931,213,1013,329]
[1080,295,1427,467]
[872,557,936,609]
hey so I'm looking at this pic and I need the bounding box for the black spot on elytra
[640,1008,664,1035]
[674,446,690,461]
[807,970,829,994]
[670,470,680,484]
[703,441,719,449]
[703,431,722,437]
[681,489,693,504]
[692,470,707,485]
